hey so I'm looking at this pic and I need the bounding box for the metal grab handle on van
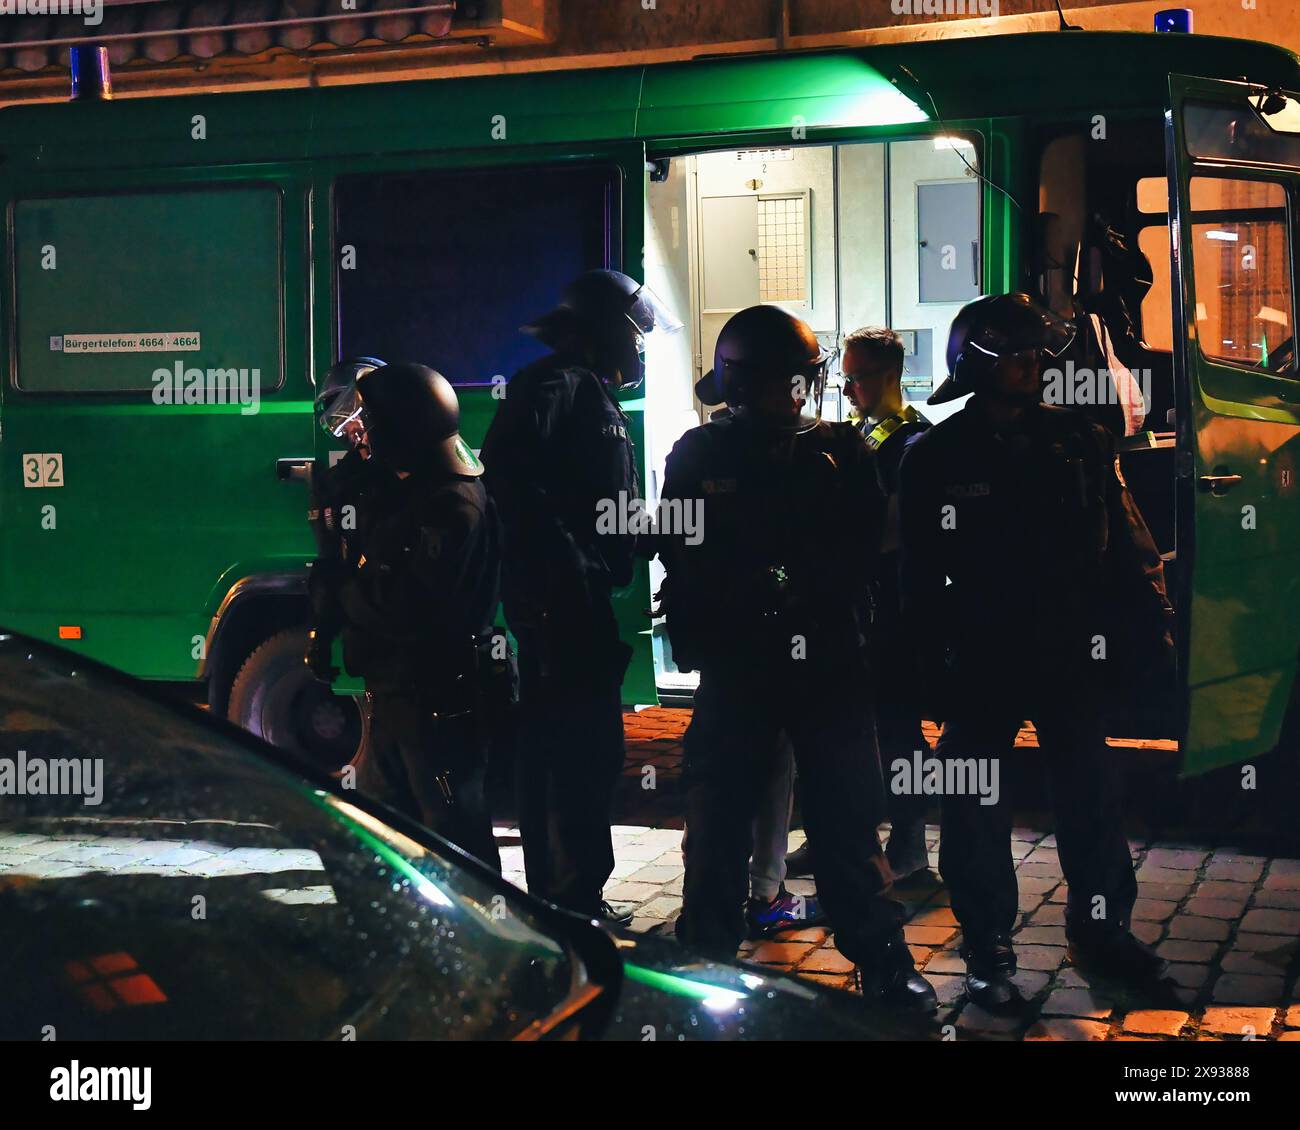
[1197,472,1244,496]
[276,457,313,483]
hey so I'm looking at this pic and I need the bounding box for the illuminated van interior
[643,138,984,691]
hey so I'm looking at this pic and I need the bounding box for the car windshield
[0,635,577,1040]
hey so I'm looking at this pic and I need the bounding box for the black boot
[600,901,634,929]
[962,934,1023,1014]
[857,934,938,1014]
[783,841,813,877]
[1067,929,1168,982]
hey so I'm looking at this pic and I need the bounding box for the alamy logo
[1042,361,1153,410]
[891,751,1000,806]
[0,752,103,805]
[595,490,704,546]
[0,0,101,26]
[151,361,262,416]
[891,0,999,15]
[50,1061,151,1110]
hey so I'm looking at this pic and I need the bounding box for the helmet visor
[614,284,684,392]
[734,345,835,433]
[932,300,1076,405]
[318,386,369,446]
[979,305,1077,364]
[793,346,836,433]
[1034,307,1076,360]
[625,283,684,345]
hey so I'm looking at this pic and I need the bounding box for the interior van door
[1168,75,1300,773]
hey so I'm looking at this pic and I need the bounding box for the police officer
[847,327,934,879]
[689,370,826,939]
[305,357,386,685]
[337,362,503,871]
[480,269,681,922]
[658,305,936,1012]
[899,294,1173,1012]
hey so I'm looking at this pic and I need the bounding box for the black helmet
[315,356,385,443]
[929,294,1074,405]
[523,268,681,390]
[694,370,724,407]
[704,305,833,432]
[356,362,483,478]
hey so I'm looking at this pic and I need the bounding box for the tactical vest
[862,403,927,453]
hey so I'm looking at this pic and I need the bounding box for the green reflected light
[624,962,750,1009]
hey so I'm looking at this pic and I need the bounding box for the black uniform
[480,353,637,916]
[660,411,908,966]
[860,406,933,846]
[899,399,1172,947]
[337,470,503,871]
[306,449,384,674]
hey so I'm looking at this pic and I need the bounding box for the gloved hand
[305,630,339,683]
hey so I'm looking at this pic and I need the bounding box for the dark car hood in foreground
[0,628,923,1042]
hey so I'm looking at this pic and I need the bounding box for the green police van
[2,29,1300,779]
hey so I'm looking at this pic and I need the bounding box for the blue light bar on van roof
[1155,8,1194,34]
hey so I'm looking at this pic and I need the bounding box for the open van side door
[1168,74,1300,774]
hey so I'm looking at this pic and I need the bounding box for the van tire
[227,627,367,772]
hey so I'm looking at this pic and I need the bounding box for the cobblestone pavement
[538,706,1300,1042]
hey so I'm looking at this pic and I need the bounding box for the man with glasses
[840,328,933,880]
[786,328,935,883]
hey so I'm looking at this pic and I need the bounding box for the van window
[1131,175,1293,368]
[1135,176,1168,215]
[1188,177,1293,373]
[1185,99,1300,168]
[12,187,283,394]
[333,164,620,387]
[1136,223,1173,353]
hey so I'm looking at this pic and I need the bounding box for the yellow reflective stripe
[865,415,906,450]
[864,404,925,449]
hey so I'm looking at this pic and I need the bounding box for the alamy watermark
[595,490,704,546]
[891,0,1000,16]
[50,1061,150,1110]
[0,0,101,25]
[0,751,103,806]
[891,750,999,806]
[151,361,262,416]
[1042,361,1152,411]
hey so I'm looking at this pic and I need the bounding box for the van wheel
[227,627,366,772]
